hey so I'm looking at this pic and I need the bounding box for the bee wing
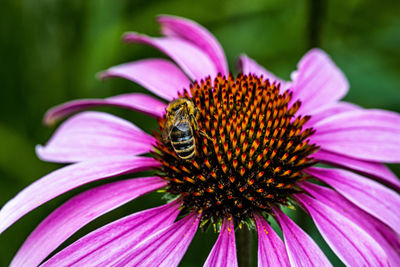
[174,107,191,125]
[162,107,190,142]
[162,119,172,142]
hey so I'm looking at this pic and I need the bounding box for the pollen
[153,74,318,225]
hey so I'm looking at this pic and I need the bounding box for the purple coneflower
[1,15,400,266]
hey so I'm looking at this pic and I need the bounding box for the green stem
[237,226,253,266]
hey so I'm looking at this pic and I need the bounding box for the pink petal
[301,182,400,266]
[37,111,156,163]
[111,212,200,267]
[204,218,238,267]
[310,126,400,163]
[313,149,400,190]
[254,213,290,267]
[296,193,390,266]
[313,109,400,134]
[311,109,400,162]
[273,207,332,267]
[11,177,167,267]
[100,58,190,101]
[157,15,228,75]
[306,167,400,234]
[237,54,291,91]
[291,49,349,114]
[0,156,159,234]
[305,101,360,126]
[376,223,400,266]
[44,93,167,125]
[123,33,218,81]
[42,200,181,267]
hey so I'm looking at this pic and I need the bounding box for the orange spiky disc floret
[153,74,318,225]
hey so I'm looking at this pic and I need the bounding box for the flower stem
[237,226,253,266]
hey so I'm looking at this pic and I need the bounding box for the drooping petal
[123,33,218,81]
[42,200,181,267]
[44,93,167,125]
[376,222,400,266]
[273,207,332,267]
[306,167,400,234]
[291,49,349,114]
[100,58,191,101]
[110,212,200,267]
[254,213,290,267]
[0,156,158,234]
[301,182,400,266]
[313,149,400,190]
[296,193,390,266]
[312,109,400,134]
[37,111,156,163]
[12,177,167,267]
[305,101,360,126]
[310,125,400,163]
[204,217,238,267]
[157,15,228,75]
[237,54,291,91]
[310,109,400,162]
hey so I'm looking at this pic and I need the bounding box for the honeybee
[163,98,210,160]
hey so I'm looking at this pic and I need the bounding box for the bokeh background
[1,0,399,266]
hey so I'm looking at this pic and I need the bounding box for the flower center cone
[154,73,318,227]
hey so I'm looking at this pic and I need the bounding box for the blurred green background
[0,0,399,266]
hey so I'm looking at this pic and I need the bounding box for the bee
[163,98,211,160]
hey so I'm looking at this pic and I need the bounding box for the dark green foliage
[0,0,399,266]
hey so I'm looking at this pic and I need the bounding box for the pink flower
[1,15,400,266]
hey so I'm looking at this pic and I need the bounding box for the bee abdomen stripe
[173,143,194,152]
[171,127,191,139]
[171,137,194,146]
[173,135,192,143]
[177,149,196,159]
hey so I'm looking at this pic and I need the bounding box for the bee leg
[189,113,198,130]
[189,113,212,141]
[199,130,213,141]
